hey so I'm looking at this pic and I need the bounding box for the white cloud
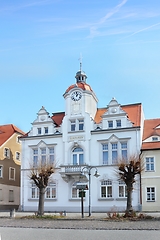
[89,0,128,38]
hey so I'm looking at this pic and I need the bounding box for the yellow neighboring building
[141,119,160,211]
[0,124,25,210]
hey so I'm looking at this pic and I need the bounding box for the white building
[20,66,144,213]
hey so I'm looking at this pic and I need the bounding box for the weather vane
[78,53,83,71]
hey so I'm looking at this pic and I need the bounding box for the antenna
[78,53,83,71]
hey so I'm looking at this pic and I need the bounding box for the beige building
[141,119,160,211]
[0,124,24,210]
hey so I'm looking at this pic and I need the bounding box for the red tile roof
[141,119,160,150]
[52,112,65,127]
[0,124,25,146]
[65,82,93,93]
[94,103,142,127]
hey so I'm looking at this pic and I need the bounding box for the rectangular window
[37,128,41,135]
[9,190,14,202]
[71,120,76,131]
[119,181,127,197]
[41,148,46,165]
[46,183,56,199]
[16,152,20,161]
[9,168,15,180]
[146,157,154,171]
[121,142,127,160]
[0,166,3,178]
[49,147,54,164]
[31,184,39,199]
[152,137,158,141]
[147,187,155,201]
[112,143,118,164]
[44,127,48,134]
[116,120,121,128]
[33,149,38,167]
[101,180,112,198]
[4,148,10,158]
[108,121,113,128]
[0,189,2,201]
[78,119,84,130]
[102,144,108,165]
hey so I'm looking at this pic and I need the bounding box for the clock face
[71,91,82,101]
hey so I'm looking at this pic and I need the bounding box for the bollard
[10,209,15,218]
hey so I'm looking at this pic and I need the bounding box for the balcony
[59,164,89,183]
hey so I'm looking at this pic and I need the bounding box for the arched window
[72,147,84,165]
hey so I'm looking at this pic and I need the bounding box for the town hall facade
[20,65,144,213]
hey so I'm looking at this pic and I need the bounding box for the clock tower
[63,64,98,119]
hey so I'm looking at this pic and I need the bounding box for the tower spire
[79,53,82,71]
[75,54,87,83]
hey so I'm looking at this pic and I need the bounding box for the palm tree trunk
[38,187,45,216]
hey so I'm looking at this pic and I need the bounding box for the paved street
[0,228,160,240]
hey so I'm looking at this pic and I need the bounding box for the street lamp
[81,166,100,216]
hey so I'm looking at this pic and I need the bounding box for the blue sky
[1,0,160,132]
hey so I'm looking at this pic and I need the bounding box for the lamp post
[81,166,100,217]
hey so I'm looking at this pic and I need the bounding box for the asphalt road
[0,228,160,240]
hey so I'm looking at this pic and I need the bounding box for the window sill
[28,198,57,201]
[98,198,114,201]
[116,198,127,201]
[146,200,155,202]
[69,198,86,201]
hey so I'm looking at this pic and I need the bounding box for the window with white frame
[0,166,3,178]
[116,120,121,128]
[31,182,56,199]
[9,190,14,202]
[46,182,56,199]
[16,152,20,161]
[102,144,108,165]
[70,120,76,131]
[72,147,84,165]
[9,167,15,180]
[33,149,38,167]
[152,137,158,141]
[119,180,127,197]
[44,127,48,134]
[4,148,10,158]
[37,128,41,135]
[78,119,84,130]
[121,142,127,160]
[112,143,118,164]
[41,148,46,165]
[147,187,155,201]
[70,119,84,131]
[49,147,54,164]
[31,184,39,199]
[71,182,79,198]
[146,157,154,171]
[101,180,112,198]
[108,121,113,128]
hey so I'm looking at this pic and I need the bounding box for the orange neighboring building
[0,124,25,210]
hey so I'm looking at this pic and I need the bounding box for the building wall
[141,149,160,211]
[0,133,22,210]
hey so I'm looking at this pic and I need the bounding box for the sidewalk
[0,211,160,219]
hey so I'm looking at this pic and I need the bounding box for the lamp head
[94,170,100,178]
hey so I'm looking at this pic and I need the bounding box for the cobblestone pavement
[0,216,160,230]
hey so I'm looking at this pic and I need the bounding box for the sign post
[76,183,88,218]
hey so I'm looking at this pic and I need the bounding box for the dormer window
[16,152,20,161]
[37,128,41,135]
[152,137,158,141]
[44,127,48,134]
[108,121,113,128]
[116,120,121,128]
